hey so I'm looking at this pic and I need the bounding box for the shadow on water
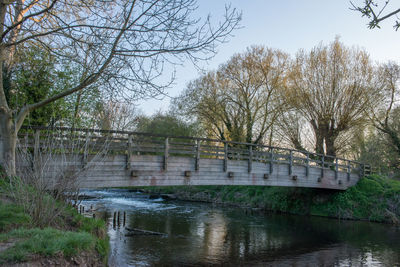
[79,189,400,266]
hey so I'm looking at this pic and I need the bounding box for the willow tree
[371,62,400,159]
[0,0,241,175]
[284,39,380,157]
[175,46,288,144]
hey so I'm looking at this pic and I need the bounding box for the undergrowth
[0,168,109,265]
[144,175,400,224]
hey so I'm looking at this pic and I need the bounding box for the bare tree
[284,38,379,157]
[175,46,288,144]
[95,101,141,132]
[14,128,110,227]
[0,0,241,175]
[350,0,400,30]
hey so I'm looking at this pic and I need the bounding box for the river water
[80,189,400,266]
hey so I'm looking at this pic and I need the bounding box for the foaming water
[104,197,176,211]
[80,189,400,267]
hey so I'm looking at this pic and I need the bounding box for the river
[79,189,400,266]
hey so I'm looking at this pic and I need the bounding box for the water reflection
[80,189,400,266]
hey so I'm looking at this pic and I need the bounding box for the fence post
[163,137,169,171]
[33,130,40,172]
[269,148,274,174]
[306,152,309,177]
[195,140,200,171]
[83,134,90,167]
[126,134,132,170]
[321,155,325,178]
[335,158,338,180]
[248,145,252,173]
[223,142,228,172]
[289,150,293,175]
[347,160,351,181]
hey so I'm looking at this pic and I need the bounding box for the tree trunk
[0,110,17,176]
[325,134,337,157]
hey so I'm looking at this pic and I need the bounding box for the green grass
[0,202,31,231]
[0,200,109,264]
[143,175,400,224]
[0,170,109,265]
[0,228,94,263]
[311,175,400,222]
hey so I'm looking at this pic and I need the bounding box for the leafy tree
[175,46,288,144]
[0,0,241,175]
[284,38,380,157]
[136,112,201,137]
[368,63,400,165]
[5,47,70,127]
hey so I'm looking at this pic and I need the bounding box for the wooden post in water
[163,137,169,171]
[289,150,293,176]
[195,140,200,171]
[126,134,132,170]
[248,145,253,173]
[223,143,228,172]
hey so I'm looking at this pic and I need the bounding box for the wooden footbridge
[16,127,371,190]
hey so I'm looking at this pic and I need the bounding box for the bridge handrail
[17,125,371,176]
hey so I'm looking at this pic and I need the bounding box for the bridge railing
[17,126,371,177]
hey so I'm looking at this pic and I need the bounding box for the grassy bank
[144,175,400,224]
[0,176,109,266]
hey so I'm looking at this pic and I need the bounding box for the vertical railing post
[33,130,40,172]
[83,134,90,168]
[361,163,365,177]
[248,145,252,173]
[195,140,200,171]
[126,134,132,170]
[289,150,293,176]
[305,152,309,177]
[23,132,29,154]
[335,158,338,180]
[347,160,351,181]
[163,137,169,171]
[269,148,274,174]
[321,155,325,178]
[223,142,228,172]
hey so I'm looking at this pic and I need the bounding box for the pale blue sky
[138,0,400,115]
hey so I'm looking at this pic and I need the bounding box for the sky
[138,0,400,115]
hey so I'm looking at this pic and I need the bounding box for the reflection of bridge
[16,127,370,190]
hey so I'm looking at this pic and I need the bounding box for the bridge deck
[15,127,370,190]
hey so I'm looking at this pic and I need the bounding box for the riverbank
[143,175,400,224]
[0,175,109,266]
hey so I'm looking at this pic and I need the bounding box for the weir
[15,127,371,190]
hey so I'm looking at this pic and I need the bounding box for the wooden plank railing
[17,126,371,177]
